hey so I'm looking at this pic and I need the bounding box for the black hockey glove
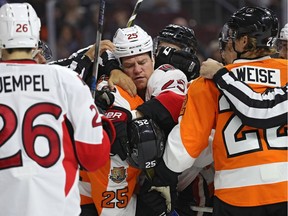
[136,189,168,216]
[155,46,200,81]
[139,159,180,214]
[101,115,116,144]
[94,88,115,111]
[104,106,132,160]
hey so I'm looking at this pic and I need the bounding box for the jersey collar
[0,59,37,64]
[233,56,271,63]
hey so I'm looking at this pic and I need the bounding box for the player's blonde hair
[241,37,277,58]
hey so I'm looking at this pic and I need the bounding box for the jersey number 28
[219,96,287,157]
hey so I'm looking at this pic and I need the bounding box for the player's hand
[101,115,116,144]
[137,189,168,216]
[108,69,137,97]
[94,88,115,111]
[140,159,180,214]
[85,40,115,61]
[155,46,200,81]
[99,40,115,56]
[104,106,132,160]
[200,58,224,79]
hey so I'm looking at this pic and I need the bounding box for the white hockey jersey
[0,60,111,216]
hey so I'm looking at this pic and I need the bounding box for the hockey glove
[105,106,132,160]
[136,189,168,216]
[101,115,116,144]
[140,159,180,214]
[94,89,115,111]
[155,46,200,81]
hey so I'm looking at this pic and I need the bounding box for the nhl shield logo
[110,167,127,183]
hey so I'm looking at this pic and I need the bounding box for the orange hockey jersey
[79,85,143,215]
[164,56,288,207]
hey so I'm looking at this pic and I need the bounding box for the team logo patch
[109,167,127,183]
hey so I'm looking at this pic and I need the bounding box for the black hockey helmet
[226,6,279,48]
[218,23,229,51]
[38,40,52,61]
[157,24,198,54]
[127,118,165,169]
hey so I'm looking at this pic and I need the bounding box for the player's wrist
[81,54,93,64]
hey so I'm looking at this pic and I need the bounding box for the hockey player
[0,3,114,216]
[200,23,287,128]
[94,24,210,216]
[161,6,287,216]
[131,25,214,216]
[79,25,156,216]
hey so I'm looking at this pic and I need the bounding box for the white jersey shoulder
[145,64,188,101]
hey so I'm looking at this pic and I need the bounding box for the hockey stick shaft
[126,0,143,27]
[91,0,105,98]
[190,206,213,213]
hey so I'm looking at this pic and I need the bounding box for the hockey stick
[190,206,213,213]
[126,0,143,27]
[91,0,106,98]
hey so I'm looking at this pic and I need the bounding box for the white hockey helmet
[0,3,41,49]
[113,25,153,62]
[279,23,288,41]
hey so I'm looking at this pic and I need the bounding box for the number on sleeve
[161,79,186,93]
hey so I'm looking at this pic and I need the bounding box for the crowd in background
[10,0,286,61]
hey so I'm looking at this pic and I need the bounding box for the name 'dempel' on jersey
[0,75,49,92]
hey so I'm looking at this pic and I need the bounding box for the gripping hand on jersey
[104,106,132,160]
[94,88,115,111]
[155,46,200,81]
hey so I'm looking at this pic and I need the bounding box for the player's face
[277,40,287,59]
[121,53,154,91]
[221,40,237,64]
